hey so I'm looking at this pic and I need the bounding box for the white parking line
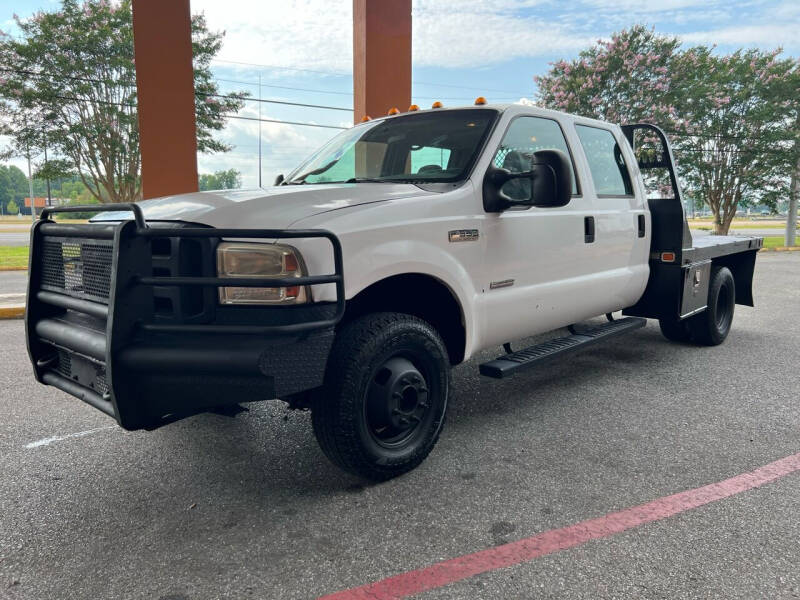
[25,426,117,449]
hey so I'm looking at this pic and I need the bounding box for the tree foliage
[198,168,242,191]
[535,25,799,234]
[0,0,246,204]
[0,164,29,213]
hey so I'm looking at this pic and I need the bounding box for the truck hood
[91,184,435,229]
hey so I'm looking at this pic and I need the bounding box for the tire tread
[312,312,449,480]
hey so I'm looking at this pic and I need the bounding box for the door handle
[637,214,646,238]
[584,216,595,243]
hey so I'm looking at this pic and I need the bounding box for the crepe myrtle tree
[0,0,247,204]
[535,25,798,235]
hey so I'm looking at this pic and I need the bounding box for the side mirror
[482,149,572,212]
[274,174,285,186]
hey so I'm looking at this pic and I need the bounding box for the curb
[0,306,25,320]
[760,246,800,252]
[0,266,28,271]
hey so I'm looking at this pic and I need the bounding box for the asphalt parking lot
[1,252,799,600]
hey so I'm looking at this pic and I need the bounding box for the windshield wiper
[343,177,388,183]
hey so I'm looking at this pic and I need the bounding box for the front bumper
[26,203,344,430]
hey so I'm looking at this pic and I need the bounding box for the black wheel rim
[364,355,432,448]
[715,283,733,332]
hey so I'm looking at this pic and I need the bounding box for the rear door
[572,123,649,313]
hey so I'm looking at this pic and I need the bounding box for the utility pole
[43,145,52,206]
[787,155,799,247]
[258,71,262,188]
[27,149,36,222]
[786,114,800,248]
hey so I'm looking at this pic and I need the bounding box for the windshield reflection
[285,109,498,185]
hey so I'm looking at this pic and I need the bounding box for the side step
[479,317,647,379]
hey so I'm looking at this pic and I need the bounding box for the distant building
[24,197,67,208]
[24,197,47,208]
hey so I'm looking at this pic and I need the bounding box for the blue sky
[2,0,799,187]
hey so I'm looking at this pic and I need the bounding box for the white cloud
[412,1,595,68]
[192,0,595,73]
[198,103,342,187]
[190,0,798,75]
[679,23,800,47]
[191,0,353,74]
[579,0,717,12]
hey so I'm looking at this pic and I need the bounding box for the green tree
[0,0,246,204]
[0,166,11,211]
[5,165,28,203]
[6,198,19,215]
[535,26,798,235]
[198,169,242,191]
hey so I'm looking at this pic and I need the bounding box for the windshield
[285,109,498,184]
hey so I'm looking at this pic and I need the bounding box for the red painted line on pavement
[320,452,800,600]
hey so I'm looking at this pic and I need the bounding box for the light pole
[26,148,36,223]
[43,144,52,206]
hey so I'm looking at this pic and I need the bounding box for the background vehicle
[25,104,762,480]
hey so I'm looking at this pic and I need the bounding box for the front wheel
[312,312,450,481]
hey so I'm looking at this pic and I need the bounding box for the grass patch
[728,223,795,230]
[687,219,794,229]
[0,216,86,224]
[762,236,794,249]
[0,246,29,268]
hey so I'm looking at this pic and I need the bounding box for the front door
[477,115,638,349]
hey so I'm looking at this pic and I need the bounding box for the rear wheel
[658,317,692,343]
[312,312,450,481]
[687,266,735,346]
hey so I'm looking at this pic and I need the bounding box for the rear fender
[713,250,757,307]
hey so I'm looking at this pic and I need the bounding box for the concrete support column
[132,0,198,199]
[353,0,412,124]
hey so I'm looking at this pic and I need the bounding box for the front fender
[346,239,481,359]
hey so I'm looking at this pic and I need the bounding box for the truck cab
[25,103,762,480]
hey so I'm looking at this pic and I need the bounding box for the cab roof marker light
[408,104,419,111]
[431,101,443,108]
[387,107,400,115]
[361,115,372,122]
[474,96,487,105]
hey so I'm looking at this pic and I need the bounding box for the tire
[686,266,735,346]
[312,312,450,481]
[658,317,692,343]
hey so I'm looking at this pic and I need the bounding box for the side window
[575,125,633,196]
[409,146,451,175]
[493,116,578,201]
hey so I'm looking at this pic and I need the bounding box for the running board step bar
[479,317,647,379]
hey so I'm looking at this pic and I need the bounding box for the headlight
[216,242,308,305]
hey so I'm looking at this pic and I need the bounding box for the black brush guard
[26,204,345,430]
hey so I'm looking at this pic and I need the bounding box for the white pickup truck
[26,103,762,480]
